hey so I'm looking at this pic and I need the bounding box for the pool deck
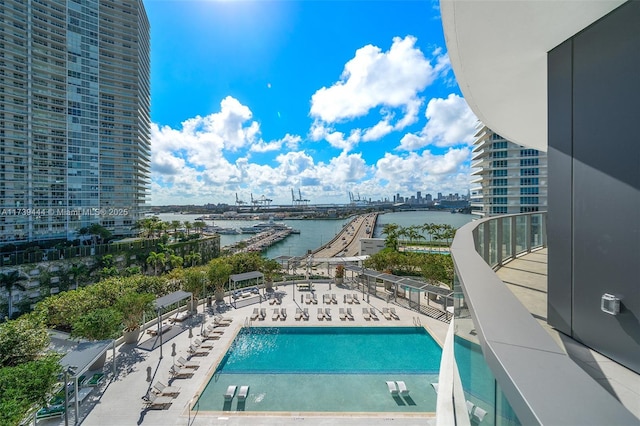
[40,282,446,426]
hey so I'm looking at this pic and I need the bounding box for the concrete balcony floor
[496,248,640,420]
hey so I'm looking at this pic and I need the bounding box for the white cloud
[398,93,477,151]
[310,36,438,123]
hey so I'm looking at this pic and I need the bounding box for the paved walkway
[39,281,448,426]
[496,248,640,420]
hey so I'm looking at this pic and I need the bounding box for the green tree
[184,252,202,267]
[381,223,400,250]
[0,312,50,367]
[146,251,166,276]
[71,307,123,340]
[0,354,61,426]
[260,258,282,283]
[208,258,233,297]
[68,263,89,290]
[117,292,154,332]
[183,221,192,235]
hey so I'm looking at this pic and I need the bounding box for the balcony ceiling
[441,0,625,151]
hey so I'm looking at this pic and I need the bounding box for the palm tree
[192,221,206,235]
[184,252,202,267]
[68,263,89,289]
[170,220,182,240]
[0,270,26,318]
[183,221,192,236]
[146,251,166,276]
[381,223,400,251]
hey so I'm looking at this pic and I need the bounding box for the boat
[240,218,295,234]
[204,225,240,235]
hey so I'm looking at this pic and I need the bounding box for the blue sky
[146,0,478,206]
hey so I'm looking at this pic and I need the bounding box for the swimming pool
[195,326,442,413]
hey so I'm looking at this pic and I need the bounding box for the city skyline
[147,1,478,206]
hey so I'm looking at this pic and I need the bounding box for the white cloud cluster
[309,36,450,152]
[399,93,477,151]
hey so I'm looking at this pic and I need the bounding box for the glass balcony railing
[441,212,636,425]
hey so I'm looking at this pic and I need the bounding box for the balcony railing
[442,212,637,425]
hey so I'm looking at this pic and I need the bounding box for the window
[492,206,508,214]
[520,158,539,167]
[493,188,507,195]
[520,178,539,186]
[520,206,539,213]
[520,149,538,157]
[521,168,539,176]
[520,187,539,195]
[492,150,507,158]
[493,178,508,186]
[520,197,539,205]
[493,170,507,177]
[492,160,507,168]
[493,141,508,149]
[493,197,507,205]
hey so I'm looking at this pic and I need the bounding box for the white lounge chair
[323,294,331,304]
[472,406,488,423]
[312,294,318,304]
[431,382,439,394]
[177,356,199,369]
[280,308,287,320]
[324,307,332,320]
[369,308,379,320]
[386,381,399,396]
[201,330,222,340]
[145,392,173,409]
[169,365,194,378]
[396,381,409,396]
[259,308,267,320]
[331,294,338,304]
[339,308,347,320]
[194,338,213,349]
[153,381,180,397]
[188,344,209,357]
[272,308,280,321]
[224,385,237,401]
[317,308,324,320]
[250,308,259,320]
[353,294,360,304]
[346,294,353,304]
[346,307,354,320]
[362,307,371,320]
[295,308,303,320]
[382,307,392,320]
[303,308,310,320]
[390,307,400,320]
[305,294,312,304]
[237,385,249,401]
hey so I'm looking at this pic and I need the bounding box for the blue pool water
[196,326,442,413]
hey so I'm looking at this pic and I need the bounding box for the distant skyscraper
[470,125,547,216]
[0,0,151,244]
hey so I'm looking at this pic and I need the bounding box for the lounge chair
[169,365,194,378]
[224,385,237,401]
[346,294,353,304]
[275,297,282,305]
[312,294,318,304]
[472,406,488,423]
[353,294,360,304]
[194,338,214,349]
[324,307,332,320]
[390,307,400,320]
[382,307,392,320]
[339,308,347,320]
[369,308,379,320]
[346,307,354,320]
[237,385,249,401]
[188,344,209,357]
[396,381,409,396]
[272,308,280,321]
[331,294,338,304]
[153,381,180,397]
[145,392,173,409]
[303,308,310,320]
[177,356,199,369]
[170,310,191,323]
[280,308,287,320]
[362,307,371,320]
[317,307,324,320]
[250,308,259,320]
[386,381,399,396]
[269,297,276,305]
[259,308,267,320]
[201,330,222,340]
[86,372,105,387]
[305,294,311,304]
[466,400,475,415]
[213,318,232,326]
[295,307,303,321]
[323,294,330,304]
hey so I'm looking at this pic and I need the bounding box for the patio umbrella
[171,343,176,368]
[188,326,193,347]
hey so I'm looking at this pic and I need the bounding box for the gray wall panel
[548,1,640,374]
[547,40,573,336]
[571,2,640,373]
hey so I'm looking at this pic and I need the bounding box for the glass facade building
[0,0,150,244]
[470,126,547,217]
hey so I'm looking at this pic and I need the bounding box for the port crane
[291,188,310,207]
[235,193,247,207]
[250,193,273,209]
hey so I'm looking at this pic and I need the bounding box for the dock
[229,228,295,253]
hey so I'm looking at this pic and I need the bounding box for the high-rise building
[470,125,547,216]
[0,0,150,244]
